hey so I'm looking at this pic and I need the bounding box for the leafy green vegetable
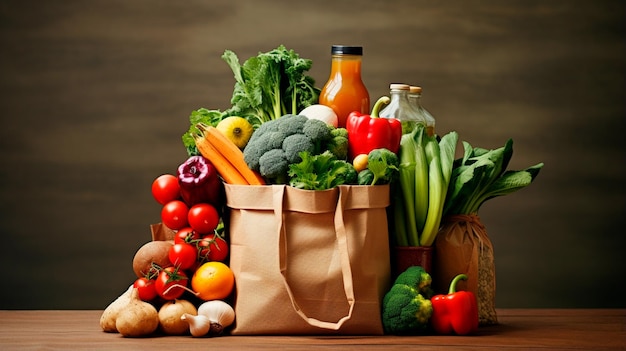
[222,45,320,125]
[366,148,400,186]
[181,45,320,156]
[288,151,357,190]
[443,139,544,216]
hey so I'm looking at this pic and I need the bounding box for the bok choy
[442,139,544,216]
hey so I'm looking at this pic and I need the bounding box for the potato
[99,284,133,332]
[158,299,198,335]
[132,240,173,278]
[115,288,160,337]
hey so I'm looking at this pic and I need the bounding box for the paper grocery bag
[434,214,498,325]
[224,184,391,335]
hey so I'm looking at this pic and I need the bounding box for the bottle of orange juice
[319,45,370,128]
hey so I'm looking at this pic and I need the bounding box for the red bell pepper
[430,274,479,335]
[345,96,402,161]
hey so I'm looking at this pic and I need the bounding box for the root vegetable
[158,299,198,335]
[132,240,173,278]
[99,284,133,332]
[115,288,160,337]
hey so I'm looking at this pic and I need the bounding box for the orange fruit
[191,261,235,301]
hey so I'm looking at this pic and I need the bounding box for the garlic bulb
[181,313,211,337]
[197,300,236,336]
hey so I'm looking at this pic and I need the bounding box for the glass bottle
[379,83,425,134]
[319,45,370,128]
[408,86,436,136]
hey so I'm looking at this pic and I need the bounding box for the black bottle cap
[331,45,363,55]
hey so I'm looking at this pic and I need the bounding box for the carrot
[193,134,249,185]
[197,124,266,185]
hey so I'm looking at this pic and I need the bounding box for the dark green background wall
[1,0,624,309]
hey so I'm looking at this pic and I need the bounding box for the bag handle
[274,186,356,330]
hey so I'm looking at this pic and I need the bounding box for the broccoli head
[382,283,433,335]
[242,114,339,183]
[393,265,434,298]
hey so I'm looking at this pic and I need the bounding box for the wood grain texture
[0,310,624,350]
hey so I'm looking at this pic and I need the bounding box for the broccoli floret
[258,148,289,183]
[302,118,332,153]
[243,131,284,170]
[382,284,433,335]
[325,127,349,160]
[277,114,308,136]
[393,266,434,298]
[282,134,315,163]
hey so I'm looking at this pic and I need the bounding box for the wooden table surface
[0,309,624,350]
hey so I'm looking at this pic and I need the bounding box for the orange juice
[319,45,370,128]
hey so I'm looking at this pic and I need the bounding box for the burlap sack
[433,214,498,325]
[224,184,391,335]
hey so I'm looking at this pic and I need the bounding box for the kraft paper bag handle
[274,185,356,330]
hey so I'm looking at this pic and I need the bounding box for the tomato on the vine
[154,266,188,300]
[187,203,219,234]
[161,200,189,230]
[174,227,199,244]
[168,242,197,270]
[151,174,181,205]
[197,233,229,262]
[133,277,157,301]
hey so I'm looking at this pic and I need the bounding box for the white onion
[299,104,338,127]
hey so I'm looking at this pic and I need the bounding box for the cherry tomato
[187,203,219,234]
[151,174,181,205]
[161,200,189,230]
[154,266,188,300]
[197,233,229,262]
[133,277,157,301]
[168,242,197,270]
[174,227,199,244]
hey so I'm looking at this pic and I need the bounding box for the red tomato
[187,203,219,234]
[154,266,188,300]
[151,174,181,205]
[133,277,157,301]
[197,234,229,262]
[161,200,189,230]
[168,242,197,270]
[174,227,199,244]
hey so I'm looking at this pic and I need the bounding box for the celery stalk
[409,125,429,234]
[419,139,446,247]
[399,133,420,246]
[391,188,410,247]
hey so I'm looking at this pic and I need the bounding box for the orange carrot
[193,134,248,185]
[198,124,266,185]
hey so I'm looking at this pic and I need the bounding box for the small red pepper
[345,96,402,161]
[430,274,479,335]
